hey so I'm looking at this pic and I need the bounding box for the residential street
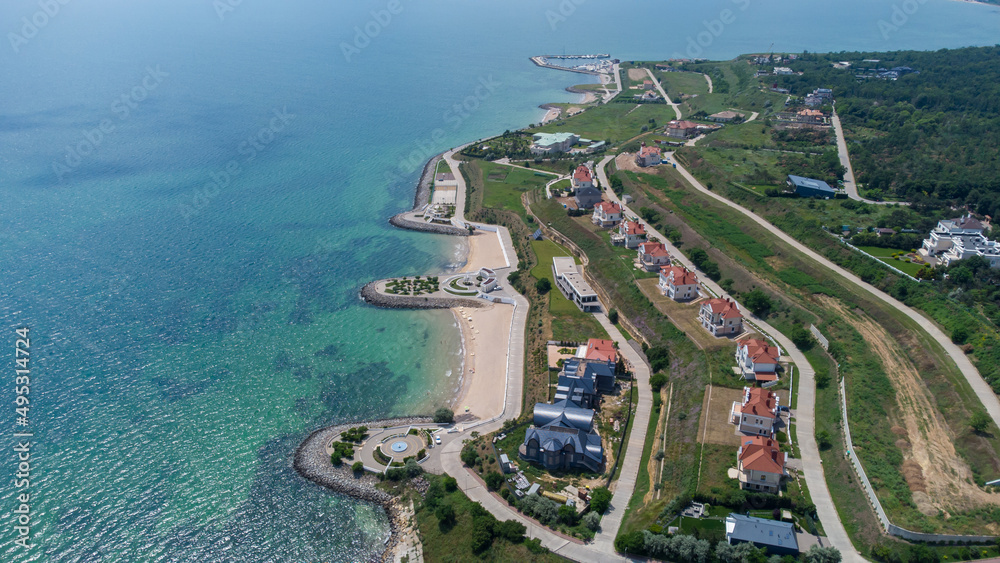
[596,155,865,563]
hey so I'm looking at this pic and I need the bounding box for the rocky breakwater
[360,281,487,310]
[293,416,433,563]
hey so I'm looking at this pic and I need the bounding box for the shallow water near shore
[0,0,997,561]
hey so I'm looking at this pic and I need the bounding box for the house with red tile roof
[666,120,701,139]
[637,242,671,272]
[582,338,617,370]
[730,387,779,436]
[658,265,699,301]
[592,201,623,228]
[613,220,647,249]
[699,298,743,337]
[635,143,661,167]
[572,164,594,190]
[736,436,786,493]
[735,338,780,382]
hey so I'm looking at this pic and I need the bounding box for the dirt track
[821,296,1000,520]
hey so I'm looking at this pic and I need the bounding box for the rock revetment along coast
[293,416,433,562]
[359,281,488,310]
[388,151,471,237]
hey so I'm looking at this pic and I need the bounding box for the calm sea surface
[1,0,997,560]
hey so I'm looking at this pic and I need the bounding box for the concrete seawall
[388,213,470,236]
[360,281,487,310]
[293,416,433,562]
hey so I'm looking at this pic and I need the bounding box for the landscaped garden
[384,276,439,295]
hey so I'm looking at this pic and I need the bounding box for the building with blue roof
[725,514,799,556]
[521,399,603,472]
[787,174,836,199]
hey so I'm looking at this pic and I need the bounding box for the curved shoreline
[293,416,433,562]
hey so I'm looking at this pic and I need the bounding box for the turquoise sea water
[1,0,997,561]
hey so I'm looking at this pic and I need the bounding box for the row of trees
[615,530,841,563]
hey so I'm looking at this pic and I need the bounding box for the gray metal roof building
[725,514,799,556]
[787,174,836,199]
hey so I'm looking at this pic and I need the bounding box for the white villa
[920,216,1000,268]
[613,220,647,249]
[700,298,743,337]
[592,201,623,228]
[730,387,779,436]
[553,257,600,312]
[530,132,579,155]
[658,265,699,301]
[735,338,780,383]
[637,242,671,272]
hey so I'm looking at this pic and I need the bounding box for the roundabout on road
[378,434,425,460]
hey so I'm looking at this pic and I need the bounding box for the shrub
[460,444,478,467]
[434,503,455,527]
[650,372,669,392]
[535,277,552,294]
[817,430,833,451]
[608,309,619,324]
[351,461,364,474]
[742,289,772,317]
[558,504,579,525]
[496,520,526,542]
[969,410,991,434]
[525,538,546,554]
[442,475,458,492]
[646,346,671,373]
[433,407,455,424]
[590,487,612,514]
[484,471,505,491]
[583,511,601,531]
[615,530,645,555]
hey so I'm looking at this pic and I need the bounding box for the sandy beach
[451,229,514,421]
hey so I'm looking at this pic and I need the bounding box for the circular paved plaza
[378,434,425,460]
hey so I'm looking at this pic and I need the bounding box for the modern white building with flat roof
[552,257,600,312]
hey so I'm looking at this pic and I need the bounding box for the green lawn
[528,239,607,342]
[658,71,709,98]
[479,161,551,223]
[529,102,678,145]
[854,246,924,276]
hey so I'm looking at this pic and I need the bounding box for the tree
[649,372,668,392]
[496,520,526,542]
[969,410,991,434]
[742,289,773,317]
[589,487,612,514]
[646,346,671,373]
[608,309,619,324]
[583,511,601,531]
[484,471,505,491]
[351,461,364,474]
[803,545,842,563]
[442,474,458,492]
[434,503,456,527]
[535,277,552,294]
[951,325,970,345]
[791,325,816,351]
[558,504,579,525]
[470,516,496,553]
[615,530,645,555]
[817,430,833,450]
[433,407,454,424]
[460,444,478,467]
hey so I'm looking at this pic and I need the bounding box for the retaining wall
[389,213,471,236]
[840,379,996,544]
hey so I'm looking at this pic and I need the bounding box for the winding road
[644,68,682,120]
[596,155,864,563]
[831,107,906,206]
[658,152,1000,429]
